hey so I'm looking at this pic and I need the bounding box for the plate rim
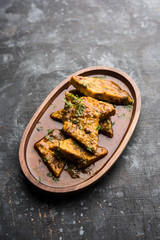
[19,66,141,195]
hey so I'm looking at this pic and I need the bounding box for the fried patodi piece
[62,92,100,153]
[51,96,115,122]
[54,138,108,168]
[81,96,115,119]
[51,101,115,138]
[70,76,133,105]
[35,129,66,177]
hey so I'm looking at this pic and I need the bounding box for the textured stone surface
[0,0,160,239]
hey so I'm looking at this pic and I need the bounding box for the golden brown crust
[54,138,108,168]
[35,130,66,177]
[62,92,100,153]
[70,76,133,104]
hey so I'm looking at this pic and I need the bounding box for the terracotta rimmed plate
[19,66,141,195]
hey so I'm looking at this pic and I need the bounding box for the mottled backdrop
[0,0,160,239]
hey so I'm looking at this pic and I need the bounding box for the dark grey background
[0,0,160,239]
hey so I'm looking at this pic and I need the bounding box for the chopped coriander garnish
[111,121,115,126]
[50,104,56,108]
[36,126,43,131]
[75,95,81,99]
[43,158,47,162]
[72,98,80,104]
[79,125,82,130]
[87,146,92,152]
[53,177,59,182]
[107,125,111,130]
[34,167,38,171]
[121,113,126,117]
[47,172,53,177]
[124,104,133,112]
[63,98,72,108]
[38,177,41,183]
[48,138,53,142]
[73,119,80,124]
[68,93,75,98]
[53,150,62,159]
[47,129,52,134]
[75,104,85,116]
[130,99,134,104]
[73,141,79,146]
[82,83,87,88]
[96,125,102,131]
[57,141,60,151]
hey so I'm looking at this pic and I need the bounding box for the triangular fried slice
[62,92,100,153]
[70,76,133,104]
[35,130,66,177]
[51,107,114,138]
[53,138,108,168]
[81,96,115,120]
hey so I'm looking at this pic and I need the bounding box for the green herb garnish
[75,95,82,99]
[75,104,85,116]
[57,141,60,151]
[47,129,52,134]
[124,105,133,112]
[87,146,92,152]
[73,141,79,146]
[53,149,62,160]
[53,177,59,182]
[130,99,134,105]
[79,125,82,130]
[63,98,72,108]
[68,93,75,99]
[48,138,53,142]
[73,119,80,124]
[36,126,43,131]
[43,157,48,162]
[82,83,87,88]
[111,121,115,126]
[96,125,102,131]
[47,173,53,177]
[50,104,56,108]
[83,159,88,164]
[38,177,41,183]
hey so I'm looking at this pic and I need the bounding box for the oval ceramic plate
[19,66,141,195]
